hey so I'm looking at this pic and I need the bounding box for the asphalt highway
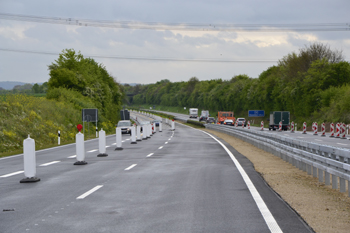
[0,121,313,233]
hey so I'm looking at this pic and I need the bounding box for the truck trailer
[189,108,198,118]
[269,111,290,131]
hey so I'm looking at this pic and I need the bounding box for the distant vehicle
[236,118,246,127]
[269,111,290,131]
[206,117,216,124]
[189,108,198,118]
[152,120,161,126]
[117,120,132,135]
[224,119,234,126]
[218,111,235,124]
[199,110,209,121]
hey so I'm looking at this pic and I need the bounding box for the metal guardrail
[205,124,350,197]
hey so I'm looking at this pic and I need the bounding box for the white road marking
[158,146,163,149]
[105,146,110,148]
[125,139,130,141]
[112,143,116,145]
[314,139,323,141]
[337,143,348,146]
[125,164,137,170]
[122,140,125,143]
[202,131,283,233]
[168,138,171,141]
[39,161,61,166]
[68,155,77,158]
[147,153,154,157]
[0,171,24,178]
[88,149,98,153]
[165,142,168,144]
[76,185,103,199]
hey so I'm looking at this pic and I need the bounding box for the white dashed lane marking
[76,185,103,199]
[0,171,24,178]
[158,146,163,149]
[40,161,61,166]
[146,153,154,157]
[67,155,76,158]
[125,164,137,170]
[88,149,98,153]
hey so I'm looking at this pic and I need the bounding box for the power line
[0,12,349,32]
[0,48,278,63]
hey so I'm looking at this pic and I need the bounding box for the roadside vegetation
[125,43,350,125]
[0,49,123,157]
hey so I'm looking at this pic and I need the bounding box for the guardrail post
[312,166,317,178]
[332,175,338,189]
[325,171,330,185]
[340,178,346,192]
[318,169,323,182]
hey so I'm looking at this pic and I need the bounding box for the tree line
[125,43,350,123]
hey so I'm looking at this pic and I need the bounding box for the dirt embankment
[203,129,350,233]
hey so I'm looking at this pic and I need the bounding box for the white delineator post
[115,127,123,150]
[260,121,264,131]
[302,122,307,134]
[131,126,137,144]
[58,130,60,145]
[74,132,87,165]
[96,126,98,137]
[290,121,295,133]
[20,135,40,183]
[159,122,163,132]
[171,119,175,131]
[137,125,142,141]
[97,129,108,157]
[329,123,335,137]
[321,123,326,137]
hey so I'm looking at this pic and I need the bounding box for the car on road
[236,118,246,127]
[206,117,216,124]
[152,120,161,126]
[224,119,234,126]
[117,120,132,135]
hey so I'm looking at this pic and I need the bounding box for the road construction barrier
[235,120,238,127]
[75,132,87,165]
[278,121,282,132]
[260,121,264,131]
[131,126,137,144]
[159,122,162,132]
[58,130,60,145]
[335,123,341,138]
[137,125,142,141]
[171,120,175,131]
[115,127,123,150]
[142,125,147,140]
[97,129,108,157]
[247,121,250,129]
[302,122,307,134]
[313,122,318,135]
[290,121,295,133]
[330,123,335,137]
[321,123,326,137]
[20,135,40,183]
[146,124,151,138]
[341,123,347,139]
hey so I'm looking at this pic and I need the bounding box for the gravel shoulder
[203,128,350,233]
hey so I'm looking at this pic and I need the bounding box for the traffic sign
[248,110,265,117]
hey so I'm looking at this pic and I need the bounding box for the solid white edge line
[0,171,24,178]
[125,164,137,170]
[201,130,283,233]
[39,161,61,166]
[147,153,154,157]
[76,185,103,199]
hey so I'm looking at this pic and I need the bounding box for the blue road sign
[248,110,265,117]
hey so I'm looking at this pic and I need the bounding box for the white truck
[189,108,198,118]
[199,110,209,121]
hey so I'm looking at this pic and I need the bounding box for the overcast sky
[0,1,349,85]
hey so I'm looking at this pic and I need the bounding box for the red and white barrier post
[278,121,282,132]
[341,123,347,139]
[235,120,238,127]
[321,123,326,137]
[290,121,295,133]
[313,122,318,135]
[242,120,244,128]
[302,122,307,134]
[260,121,264,131]
[329,123,335,137]
[335,123,340,138]
[248,121,250,129]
